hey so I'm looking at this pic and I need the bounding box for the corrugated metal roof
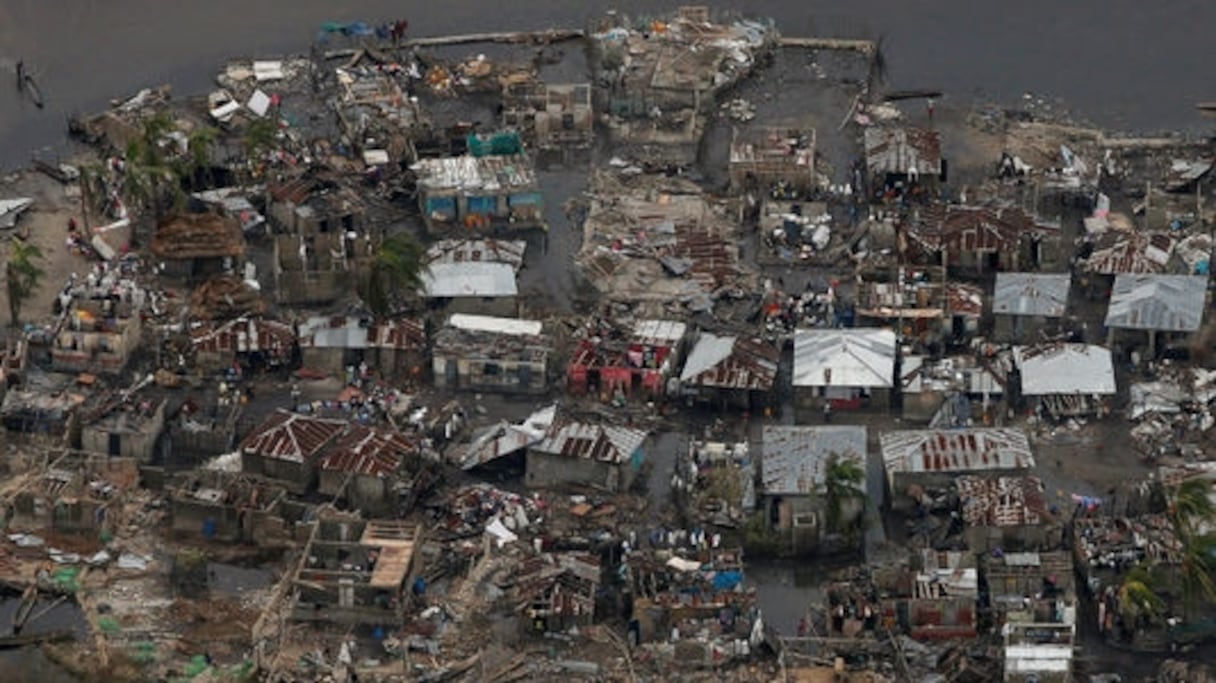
[956,475,1047,527]
[1085,232,1176,274]
[1015,344,1116,395]
[679,334,778,391]
[993,273,1070,317]
[448,314,543,337]
[792,328,896,388]
[298,316,369,349]
[412,154,538,193]
[241,409,346,463]
[420,262,518,298]
[633,319,687,345]
[460,404,556,470]
[320,425,418,477]
[1105,274,1208,332]
[426,239,527,272]
[881,428,1035,476]
[761,426,866,496]
[369,318,426,350]
[532,422,647,464]
[191,317,296,354]
[864,126,942,176]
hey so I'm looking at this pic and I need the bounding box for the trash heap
[1127,363,1216,460]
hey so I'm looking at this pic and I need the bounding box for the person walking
[822,401,833,423]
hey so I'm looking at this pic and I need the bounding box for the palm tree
[1117,564,1165,628]
[359,233,427,318]
[1169,478,1216,538]
[1167,478,1216,613]
[1178,532,1216,612]
[819,453,866,536]
[5,239,44,326]
[176,125,219,190]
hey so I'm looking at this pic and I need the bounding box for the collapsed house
[333,64,429,164]
[267,177,372,305]
[899,549,979,640]
[0,387,85,436]
[903,204,1061,274]
[512,552,602,632]
[413,132,544,233]
[432,314,550,394]
[881,428,1036,510]
[188,274,267,320]
[1081,231,1177,277]
[728,127,816,191]
[899,354,1005,425]
[1014,344,1116,418]
[317,425,423,516]
[854,268,980,342]
[501,81,594,149]
[239,409,347,494]
[297,316,427,380]
[190,316,297,372]
[759,425,866,551]
[956,475,1059,552]
[293,516,420,625]
[792,328,897,417]
[168,397,242,466]
[992,272,1071,342]
[985,551,1077,683]
[591,6,776,151]
[7,455,138,537]
[678,332,779,410]
[680,439,753,528]
[151,212,246,282]
[864,126,943,188]
[456,404,555,472]
[77,392,167,462]
[52,297,143,375]
[168,470,291,544]
[1103,273,1208,356]
[567,318,687,400]
[579,172,748,313]
[525,421,648,493]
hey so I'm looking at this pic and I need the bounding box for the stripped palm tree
[819,453,866,536]
[5,239,44,326]
[359,233,427,318]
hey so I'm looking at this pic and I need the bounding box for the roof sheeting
[299,316,368,349]
[531,422,647,464]
[633,319,687,345]
[241,409,346,463]
[460,404,556,470]
[1105,274,1208,331]
[426,239,526,272]
[448,314,542,337]
[881,428,1035,477]
[679,334,778,391]
[420,262,518,298]
[864,126,942,177]
[792,328,896,388]
[319,425,417,477]
[761,426,866,496]
[1015,344,1116,395]
[993,273,1070,317]
[412,154,537,194]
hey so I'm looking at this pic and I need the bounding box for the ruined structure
[678,332,779,410]
[432,314,550,394]
[267,177,371,305]
[567,318,687,400]
[239,410,346,494]
[526,422,647,492]
[413,132,544,233]
[151,212,246,282]
[759,425,866,551]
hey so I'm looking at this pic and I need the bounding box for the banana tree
[5,239,44,326]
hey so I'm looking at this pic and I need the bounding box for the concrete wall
[81,403,166,462]
[432,296,519,318]
[432,353,547,394]
[319,470,392,516]
[795,386,892,423]
[526,450,633,492]
[242,453,315,495]
[172,499,244,542]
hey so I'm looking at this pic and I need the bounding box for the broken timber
[324,29,584,59]
[0,629,74,649]
[779,37,876,54]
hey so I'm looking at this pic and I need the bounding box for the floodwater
[0,594,89,683]
[0,0,1214,168]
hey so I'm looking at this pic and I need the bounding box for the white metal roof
[1014,344,1116,395]
[420,262,518,298]
[992,272,1070,317]
[881,428,1035,478]
[412,154,537,193]
[633,319,687,345]
[1105,274,1208,331]
[793,328,896,388]
[679,333,737,381]
[299,316,368,349]
[447,314,542,337]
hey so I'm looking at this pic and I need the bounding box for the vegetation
[5,238,44,327]
[1167,478,1216,612]
[359,233,428,318]
[1117,564,1166,627]
[819,453,865,536]
[122,112,186,223]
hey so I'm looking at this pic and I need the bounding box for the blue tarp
[713,570,743,591]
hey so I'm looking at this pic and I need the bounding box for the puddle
[0,594,89,683]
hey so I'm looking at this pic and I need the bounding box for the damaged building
[7,455,138,537]
[792,328,897,417]
[412,133,544,233]
[899,549,979,640]
[512,552,602,632]
[77,393,167,462]
[1104,273,1208,357]
[297,316,427,380]
[680,439,753,528]
[728,127,816,191]
[189,316,297,372]
[881,428,1036,511]
[903,204,1061,274]
[1014,344,1116,419]
[268,177,372,306]
[419,261,519,316]
[992,272,1071,342]
[759,425,867,552]
[501,81,594,150]
[864,126,943,188]
[317,425,424,516]
[168,470,291,544]
[52,296,144,375]
[525,421,648,493]
[151,212,246,282]
[432,314,550,394]
[899,354,1005,425]
[567,318,687,400]
[956,475,1060,552]
[239,409,347,494]
[293,516,420,625]
[678,332,779,410]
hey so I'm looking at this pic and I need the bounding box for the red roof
[241,409,345,463]
[319,425,418,477]
[370,319,426,350]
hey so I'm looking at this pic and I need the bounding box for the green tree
[1167,478,1216,612]
[176,125,219,189]
[1169,478,1216,538]
[241,118,279,183]
[819,453,865,536]
[122,112,187,224]
[5,239,44,326]
[359,233,427,318]
[1117,564,1165,628]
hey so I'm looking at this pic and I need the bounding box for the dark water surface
[1,0,1214,167]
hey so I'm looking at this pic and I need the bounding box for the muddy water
[0,594,89,683]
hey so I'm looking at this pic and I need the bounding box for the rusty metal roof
[956,475,1048,527]
[1084,232,1176,275]
[369,318,426,350]
[190,317,296,355]
[531,422,647,464]
[881,428,1035,477]
[268,177,318,204]
[679,334,778,391]
[319,425,417,477]
[240,409,346,463]
[761,426,866,496]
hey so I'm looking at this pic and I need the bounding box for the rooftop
[446,314,542,337]
[881,428,1035,477]
[631,319,688,345]
[956,475,1049,527]
[761,426,867,496]
[241,409,346,463]
[679,334,778,391]
[864,126,942,176]
[1015,344,1116,395]
[532,422,647,465]
[792,328,896,388]
[426,239,526,272]
[298,316,368,349]
[412,154,537,194]
[993,273,1070,318]
[151,212,245,260]
[190,317,296,355]
[1084,232,1176,274]
[419,261,518,298]
[319,425,418,477]
[1104,273,1208,332]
